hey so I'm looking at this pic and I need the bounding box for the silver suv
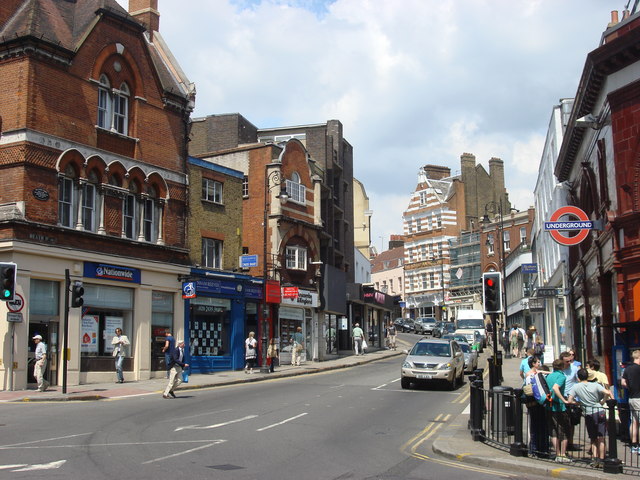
[414,317,437,335]
[400,338,465,390]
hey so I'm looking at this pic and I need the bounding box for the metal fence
[468,371,636,475]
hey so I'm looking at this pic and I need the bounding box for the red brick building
[554,10,640,381]
[0,0,194,388]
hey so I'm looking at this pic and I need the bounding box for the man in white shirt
[33,334,49,392]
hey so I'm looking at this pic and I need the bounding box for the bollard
[509,388,528,457]
[603,398,623,474]
[470,378,485,441]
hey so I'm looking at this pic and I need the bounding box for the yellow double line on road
[401,408,511,477]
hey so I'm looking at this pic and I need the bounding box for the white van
[454,310,487,349]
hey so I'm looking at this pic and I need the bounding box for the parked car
[400,318,416,333]
[414,317,437,335]
[442,333,471,345]
[452,329,484,351]
[459,342,479,373]
[393,318,404,329]
[401,338,465,390]
[432,322,455,338]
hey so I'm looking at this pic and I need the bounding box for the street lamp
[262,166,289,373]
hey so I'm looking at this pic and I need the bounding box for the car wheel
[401,377,411,389]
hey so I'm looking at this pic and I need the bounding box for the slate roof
[0,0,194,103]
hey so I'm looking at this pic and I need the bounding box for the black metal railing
[468,372,629,474]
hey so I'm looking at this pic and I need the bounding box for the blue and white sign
[84,262,141,284]
[182,282,196,299]
[544,220,594,231]
[521,263,538,274]
[240,255,259,268]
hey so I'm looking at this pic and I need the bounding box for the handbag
[568,404,582,425]
[182,367,190,383]
[362,339,368,350]
[295,343,303,352]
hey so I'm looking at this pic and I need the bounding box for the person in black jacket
[163,340,188,399]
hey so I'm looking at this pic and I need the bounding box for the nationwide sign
[544,206,594,246]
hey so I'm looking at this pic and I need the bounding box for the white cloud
[116,0,616,248]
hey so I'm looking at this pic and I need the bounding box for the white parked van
[454,310,487,349]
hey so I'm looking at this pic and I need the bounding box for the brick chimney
[128,0,160,38]
[422,164,451,180]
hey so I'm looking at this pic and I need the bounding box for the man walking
[352,323,364,355]
[386,322,397,350]
[622,349,640,452]
[163,340,188,399]
[33,334,49,392]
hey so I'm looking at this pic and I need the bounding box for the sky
[117,0,622,252]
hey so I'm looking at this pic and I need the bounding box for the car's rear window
[410,342,451,357]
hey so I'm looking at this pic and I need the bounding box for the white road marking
[0,440,224,450]
[256,413,308,432]
[11,460,66,471]
[142,441,224,465]
[174,414,257,432]
[1,432,93,448]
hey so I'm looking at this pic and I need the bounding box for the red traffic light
[486,278,495,287]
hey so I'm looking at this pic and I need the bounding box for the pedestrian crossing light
[71,282,84,308]
[482,272,502,314]
[0,262,16,301]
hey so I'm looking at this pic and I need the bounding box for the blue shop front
[182,269,262,373]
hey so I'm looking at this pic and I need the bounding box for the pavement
[0,340,621,478]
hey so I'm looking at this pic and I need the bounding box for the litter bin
[491,385,515,435]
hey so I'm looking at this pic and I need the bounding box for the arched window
[81,170,99,231]
[97,76,130,135]
[143,186,157,242]
[123,182,138,240]
[58,164,76,228]
[97,75,111,130]
[113,83,130,135]
[286,171,306,205]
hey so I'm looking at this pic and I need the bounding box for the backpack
[534,342,544,356]
[517,329,524,341]
[524,372,551,405]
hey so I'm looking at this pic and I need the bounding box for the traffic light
[71,282,84,308]
[482,272,502,314]
[0,262,16,301]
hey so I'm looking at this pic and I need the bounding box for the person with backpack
[524,356,550,457]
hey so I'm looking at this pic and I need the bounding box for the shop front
[279,289,318,364]
[182,270,262,373]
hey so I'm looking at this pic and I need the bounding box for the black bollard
[603,398,623,474]
[470,378,485,441]
[509,388,528,457]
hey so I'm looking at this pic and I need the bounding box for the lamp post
[262,166,289,373]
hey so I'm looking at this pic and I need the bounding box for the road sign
[544,206,593,246]
[7,312,23,323]
[240,254,258,268]
[536,287,559,297]
[521,263,538,274]
[6,293,24,312]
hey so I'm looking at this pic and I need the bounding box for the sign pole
[63,269,70,394]
[9,321,14,391]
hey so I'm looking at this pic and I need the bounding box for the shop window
[80,284,133,373]
[202,238,223,269]
[189,299,231,356]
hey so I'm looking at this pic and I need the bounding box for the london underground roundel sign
[544,206,593,246]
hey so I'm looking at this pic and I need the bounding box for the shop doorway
[28,321,58,387]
